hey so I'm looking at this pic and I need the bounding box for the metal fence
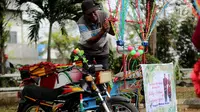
[0,73,22,92]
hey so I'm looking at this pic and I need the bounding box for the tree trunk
[149,28,157,56]
[0,9,5,75]
[2,49,5,75]
[47,23,53,62]
[0,20,3,75]
[56,44,67,63]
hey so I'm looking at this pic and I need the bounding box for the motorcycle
[17,51,138,112]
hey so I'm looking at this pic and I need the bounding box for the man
[0,54,15,73]
[163,74,168,102]
[77,0,115,69]
[168,74,172,102]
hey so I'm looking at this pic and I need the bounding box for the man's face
[85,10,98,23]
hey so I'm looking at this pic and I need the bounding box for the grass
[0,105,18,112]
[176,86,196,99]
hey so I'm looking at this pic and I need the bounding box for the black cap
[81,0,99,14]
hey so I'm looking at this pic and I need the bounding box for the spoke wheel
[110,102,138,112]
[25,105,44,112]
[22,104,48,112]
[111,104,132,112]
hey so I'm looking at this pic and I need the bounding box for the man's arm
[86,27,107,44]
[86,19,110,44]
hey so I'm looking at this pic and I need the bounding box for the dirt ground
[138,105,200,112]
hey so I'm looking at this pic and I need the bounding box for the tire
[110,101,138,112]
[17,103,26,112]
[21,103,51,112]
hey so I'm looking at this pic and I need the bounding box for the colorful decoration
[116,39,125,46]
[73,48,80,54]
[183,0,199,17]
[119,0,129,41]
[73,48,88,64]
[130,50,136,55]
[107,0,171,46]
[106,0,171,93]
[138,50,144,55]
[191,59,200,97]
[80,93,84,112]
[138,45,144,50]
[142,41,148,47]
[193,0,200,15]
[127,45,134,51]
[19,62,57,77]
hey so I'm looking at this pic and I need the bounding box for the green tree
[156,18,175,63]
[176,16,198,68]
[17,0,83,62]
[0,0,6,74]
[40,31,79,63]
[0,0,13,74]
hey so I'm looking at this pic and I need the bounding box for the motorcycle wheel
[21,103,50,112]
[110,102,138,112]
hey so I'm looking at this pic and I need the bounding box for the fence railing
[0,73,22,92]
[180,68,193,80]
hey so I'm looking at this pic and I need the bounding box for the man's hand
[102,19,110,32]
[107,15,118,22]
[87,19,110,44]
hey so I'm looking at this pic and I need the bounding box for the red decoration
[192,18,200,51]
[191,59,200,97]
[73,49,78,54]
[138,45,144,50]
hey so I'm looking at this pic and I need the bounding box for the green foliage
[145,53,161,64]
[0,0,14,74]
[40,31,79,62]
[28,13,45,43]
[174,62,182,80]
[156,17,176,63]
[109,49,115,70]
[110,53,161,74]
[16,0,83,61]
[73,53,88,64]
[176,16,198,68]
[0,77,18,87]
[156,14,199,68]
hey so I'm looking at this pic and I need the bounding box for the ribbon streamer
[193,0,200,15]
[147,2,169,40]
[183,0,198,17]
